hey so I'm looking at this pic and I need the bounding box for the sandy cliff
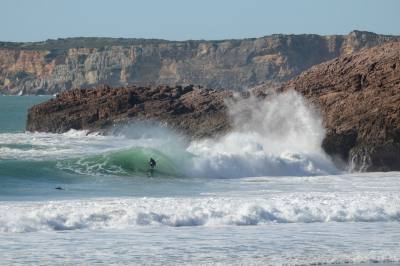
[2,31,399,94]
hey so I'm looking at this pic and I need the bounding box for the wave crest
[1,192,399,233]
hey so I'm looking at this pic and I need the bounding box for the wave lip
[1,192,399,233]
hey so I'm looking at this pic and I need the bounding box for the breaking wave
[0,91,338,178]
[58,147,181,176]
[1,192,399,233]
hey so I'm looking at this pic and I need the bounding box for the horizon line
[0,30,397,44]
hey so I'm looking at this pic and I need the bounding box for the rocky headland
[26,41,400,171]
[2,31,399,95]
[26,84,232,138]
[278,41,400,171]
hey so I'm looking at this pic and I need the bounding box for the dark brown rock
[26,84,232,139]
[275,41,400,171]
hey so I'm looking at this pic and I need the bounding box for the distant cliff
[1,31,399,95]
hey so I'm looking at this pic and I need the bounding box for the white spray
[0,91,337,178]
[186,91,337,177]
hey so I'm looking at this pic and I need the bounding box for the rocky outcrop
[2,31,399,95]
[26,42,400,171]
[275,41,400,171]
[26,85,232,138]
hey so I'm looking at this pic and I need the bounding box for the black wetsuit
[149,158,156,169]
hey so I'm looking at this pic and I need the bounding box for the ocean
[0,95,399,265]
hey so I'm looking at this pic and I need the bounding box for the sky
[1,0,400,42]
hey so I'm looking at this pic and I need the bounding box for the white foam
[0,129,173,161]
[1,192,399,233]
[186,91,338,177]
[0,130,112,160]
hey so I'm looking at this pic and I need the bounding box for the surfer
[149,158,156,169]
[148,158,156,177]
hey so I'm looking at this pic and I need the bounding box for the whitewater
[0,95,399,265]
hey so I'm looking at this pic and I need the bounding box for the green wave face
[58,147,182,177]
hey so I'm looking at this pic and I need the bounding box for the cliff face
[276,41,400,171]
[2,31,399,94]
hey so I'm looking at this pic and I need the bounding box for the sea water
[0,95,399,265]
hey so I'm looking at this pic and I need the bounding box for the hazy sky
[2,0,399,42]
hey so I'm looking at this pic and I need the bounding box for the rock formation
[276,41,400,171]
[26,41,400,171]
[2,31,399,95]
[26,85,232,138]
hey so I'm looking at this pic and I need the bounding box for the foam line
[1,192,399,232]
